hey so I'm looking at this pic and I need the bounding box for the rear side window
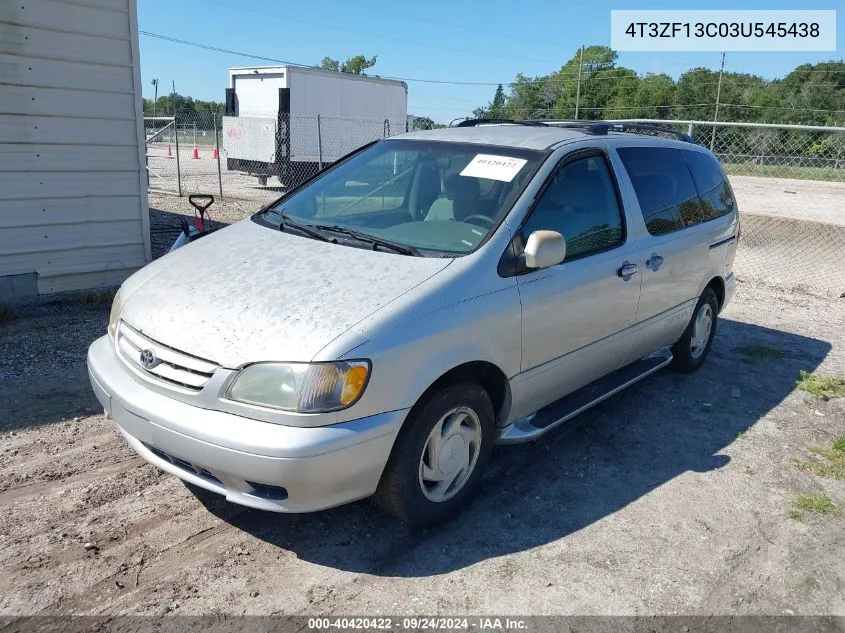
[617,147,698,236]
[682,150,736,222]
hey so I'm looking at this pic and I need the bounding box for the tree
[470,47,844,129]
[320,57,340,72]
[150,78,158,117]
[341,54,377,74]
[472,84,508,119]
[319,54,377,75]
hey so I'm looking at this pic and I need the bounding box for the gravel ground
[729,176,845,226]
[1,276,843,616]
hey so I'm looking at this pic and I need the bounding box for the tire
[670,287,719,373]
[374,381,495,525]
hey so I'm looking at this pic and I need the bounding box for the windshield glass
[264,139,544,255]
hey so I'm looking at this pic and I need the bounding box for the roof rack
[453,117,694,143]
[606,122,694,143]
[453,118,548,128]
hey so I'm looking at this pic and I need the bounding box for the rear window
[618,146,735,236]
[682,150,736,222]
[682,149,723,193]
[617,147,698,236]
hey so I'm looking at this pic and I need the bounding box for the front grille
[116,322,218,391]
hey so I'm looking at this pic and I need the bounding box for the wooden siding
[0,0,150,297]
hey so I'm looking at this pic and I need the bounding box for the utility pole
[574,45,584,120]
[151,78,158,117]
[710,52,725,150]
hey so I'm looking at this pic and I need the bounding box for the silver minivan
[87,121,739,524]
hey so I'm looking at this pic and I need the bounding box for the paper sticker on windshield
[460,154,527,182]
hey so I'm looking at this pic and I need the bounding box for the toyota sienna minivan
[88,120,739,524]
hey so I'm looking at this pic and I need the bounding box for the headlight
[225,360,370,413]
[108,288,122,340]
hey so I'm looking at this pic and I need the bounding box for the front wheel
[671,287,718,373]
[374,382,495,525]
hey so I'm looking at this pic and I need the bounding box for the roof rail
[451,118,694,143]
[605,122,694,143]
[523,120,610,135]
[453,118,549,128]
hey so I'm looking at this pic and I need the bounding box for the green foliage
[737,344,784,364]
[320,54,377,75]
[796,371,845,398]
[320,56,340,72]
[470,48,845,127]
[142,93,224,118]
[790,493,838,520]
[793,437,845,481]
[473,84,508,119]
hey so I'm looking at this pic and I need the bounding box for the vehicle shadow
[190,316,831,577]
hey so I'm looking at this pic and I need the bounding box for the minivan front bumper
[86,336,406,513]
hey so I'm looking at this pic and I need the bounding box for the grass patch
[787,509,804,521]
[736,431,748,440]
[723,163,845,182]
[796,371,845,399]
[793,436,845,481]
[737,344,784,365]
[789,493,838,520]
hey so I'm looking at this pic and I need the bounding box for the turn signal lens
[340,364,369,405]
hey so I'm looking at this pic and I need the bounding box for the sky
[137,0,843,122]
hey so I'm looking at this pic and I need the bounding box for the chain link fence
[614,119,845,182]
[143,114,844,297]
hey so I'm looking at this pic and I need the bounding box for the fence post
[215,111,223,199]
[316,114,323,170]
[688,123,694,138]
[174,118,182,197]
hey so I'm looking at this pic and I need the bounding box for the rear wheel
[671,287,718,373]
[374,382,494,525]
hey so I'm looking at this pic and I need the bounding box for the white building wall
[0,0,150,298]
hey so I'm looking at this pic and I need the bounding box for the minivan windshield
[263,139,544,255]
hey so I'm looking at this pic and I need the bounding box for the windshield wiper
[275,211,333,243]
[315,225,423,257]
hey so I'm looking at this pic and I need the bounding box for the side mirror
[524,230,566,269]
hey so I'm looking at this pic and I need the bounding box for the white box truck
[222,66,408,186]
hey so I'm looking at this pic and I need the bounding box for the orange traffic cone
[192,146,200,159]
[167,145,172,157]
[212,147,219,159]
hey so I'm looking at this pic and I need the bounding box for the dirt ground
[2,261,844,615]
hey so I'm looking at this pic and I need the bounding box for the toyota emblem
[140,348,159,370]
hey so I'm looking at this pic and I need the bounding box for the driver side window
[522,154,624,261]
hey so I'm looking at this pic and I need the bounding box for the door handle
[618,263,639,279]
[646,254,664,271]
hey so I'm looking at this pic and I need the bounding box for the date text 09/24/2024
[307,617,528,630]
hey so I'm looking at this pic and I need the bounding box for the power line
[138,30,845,100]
[140,31,502,86]
[198,0,553,66]
[325,0,541,44]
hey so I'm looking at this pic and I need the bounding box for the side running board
[497,348,673,444]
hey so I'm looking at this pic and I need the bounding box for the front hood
[121,219,452,367]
